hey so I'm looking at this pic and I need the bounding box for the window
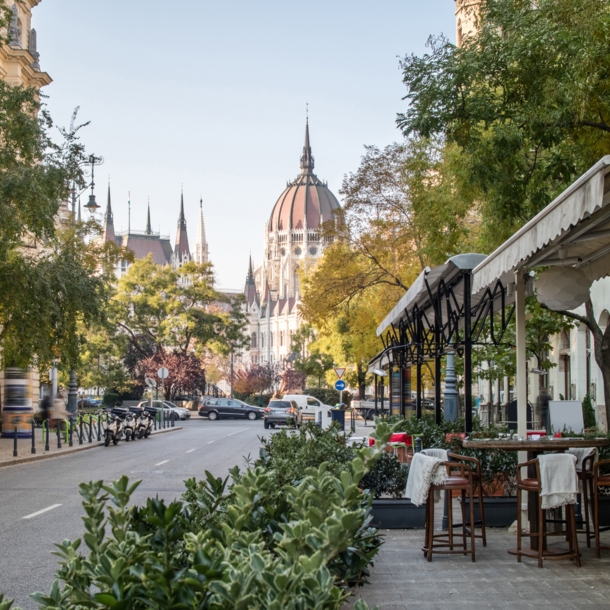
[261,333,265,348]
[270,332,274,347]
[280,331,284,346]
[307,397,320,407]
[251,332,257,348]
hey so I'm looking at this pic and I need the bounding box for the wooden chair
[448,451,487,547]
[424,461,477,562]
[516,458,581,568]
[575,452,595,548]
[592,459,610,558]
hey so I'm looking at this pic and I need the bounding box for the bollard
[171,413,175,427]
[154,416,157,431]
[88,418,93,443]
[56,421,62,449]
[45,419,50,452]
[31,420,36,455]
[97,417,101,442]
[69,420,73,447]
[79,416,83,445]
[13,426,18,457]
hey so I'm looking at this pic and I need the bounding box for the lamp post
[71,154,104,218]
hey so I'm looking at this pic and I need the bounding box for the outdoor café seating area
[361,157,610,575]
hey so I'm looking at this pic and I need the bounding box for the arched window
[251,332,257,348]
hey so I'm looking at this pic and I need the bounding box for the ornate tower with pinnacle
[300,116,315,175]
[174,188,191,263]
[103,183,115,243]
[145,200,152,235]
[194,197,209,264]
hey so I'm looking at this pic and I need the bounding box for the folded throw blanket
[539,453,578,510]
[405,453,447,506]
[567,447,598,471]
[421,448,448,462]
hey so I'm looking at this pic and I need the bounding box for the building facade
[241,120,341,366]
[102,187,210,276]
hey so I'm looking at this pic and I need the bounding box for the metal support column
[416,316,423,420]
[463,271,473,433]
[515,271,528,440]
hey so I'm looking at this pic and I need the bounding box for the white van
[282,394,333,429]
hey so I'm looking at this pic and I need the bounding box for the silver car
[137,400,191,421]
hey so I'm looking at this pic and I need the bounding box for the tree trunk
[357,364,366,400]
[559,300,610,431]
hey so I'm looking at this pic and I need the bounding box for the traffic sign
[334,367,346,379]
[145,377,157,388]
[335,380,347,391]
[157,367,169,380]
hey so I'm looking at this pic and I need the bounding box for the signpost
[334,368,346,379]
[334,369,347,406]
[157,367,169,427]
[334,380,346,391]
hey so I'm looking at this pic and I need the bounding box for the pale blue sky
[35,0,455,288]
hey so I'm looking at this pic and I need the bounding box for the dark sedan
[198,398,264,421]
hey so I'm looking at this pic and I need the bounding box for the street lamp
[71,154,104,218]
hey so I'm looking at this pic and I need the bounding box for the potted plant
[360,452,426,529]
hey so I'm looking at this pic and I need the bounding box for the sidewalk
[0,425,182,468]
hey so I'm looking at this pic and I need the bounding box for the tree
[397,0,610,424]
[233,363,279,397]
[397,0,610,249]
[110,257,248,358]
[135,351,206,401]
[290,325,334,388]
[0,84,121,371]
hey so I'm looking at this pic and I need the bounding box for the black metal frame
[372,273,514,432]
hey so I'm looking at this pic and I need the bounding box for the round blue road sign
[335,380,347,391]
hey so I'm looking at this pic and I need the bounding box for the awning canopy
[376,253,487,337]
[472,156,610,295]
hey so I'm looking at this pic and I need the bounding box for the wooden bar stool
[448,451,487,547]
[424,461,477,562]
[575,452,595,547]
[592,459,610,557]
[516,458,581,568]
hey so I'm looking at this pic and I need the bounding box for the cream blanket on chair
[405,453,447,506]
[538,453,578,510]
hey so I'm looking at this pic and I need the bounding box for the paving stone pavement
[347,527,610,609]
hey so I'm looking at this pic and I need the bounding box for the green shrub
[8,422,397,609]
[360,452,409,499]
[582,394,596,429]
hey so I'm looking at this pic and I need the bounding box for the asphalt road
[0,417,268,609]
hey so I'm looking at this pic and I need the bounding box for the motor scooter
[104,413,125,446]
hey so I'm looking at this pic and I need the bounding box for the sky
[34,0,456,288]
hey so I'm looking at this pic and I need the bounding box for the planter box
[370,498,426,529]
[461,497,518,528]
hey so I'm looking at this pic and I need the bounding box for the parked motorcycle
[123,410,138,442]
[129,406,152,439]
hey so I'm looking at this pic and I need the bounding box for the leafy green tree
[397,0,610,249]
[0,83,120,371]
[289,324,334,388]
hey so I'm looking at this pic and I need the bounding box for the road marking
[207,441,214,444]
[186,449,195,454]
[155,460,169,466]
[23,504,62,520]
[225,428,247,438]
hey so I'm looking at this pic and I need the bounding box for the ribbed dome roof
[268,121,341,232]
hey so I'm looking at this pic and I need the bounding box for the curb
[0,426,183,469]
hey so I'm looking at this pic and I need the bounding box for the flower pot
[461,496,518,528]
[370,498,426,529]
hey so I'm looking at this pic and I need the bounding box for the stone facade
[240,121,341,367]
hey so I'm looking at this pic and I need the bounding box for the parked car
[263,399,302,429]
[137,400,191,421]
[198,398,264,421]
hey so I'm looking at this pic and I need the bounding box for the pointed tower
[103,183,115,243]
[244,255,258,307]
[300,116,315,175]
[174,188,190,262]
[145,201,152,235]
[194,197,209,264]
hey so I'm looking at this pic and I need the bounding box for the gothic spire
[103,183,115,243]
[174,187,190,261]
[300,115,315,175]
[194,197,209,264]
[145,200,152,235]
[246,255,255,284]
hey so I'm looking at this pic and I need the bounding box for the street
[0,418,267,609]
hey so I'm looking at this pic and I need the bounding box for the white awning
[472,156,610,295]
[376,253,487,337]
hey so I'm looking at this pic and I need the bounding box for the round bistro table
[462,437,609,557]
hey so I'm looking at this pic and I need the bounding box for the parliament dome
[268,121,341,232]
